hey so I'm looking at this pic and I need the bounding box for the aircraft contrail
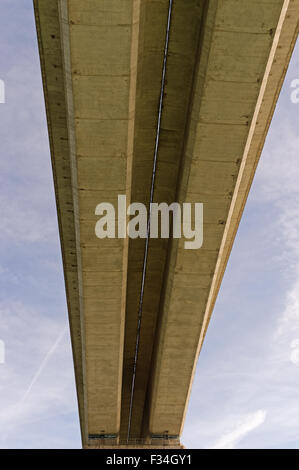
[22,324,68,402]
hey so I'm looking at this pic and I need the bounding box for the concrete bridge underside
[34,0,299,448]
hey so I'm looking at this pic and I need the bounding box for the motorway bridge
[34,0,298,448]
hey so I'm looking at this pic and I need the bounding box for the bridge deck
[34,0,298,447]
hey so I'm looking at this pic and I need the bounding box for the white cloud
[0,194,57,244]
[210,410,267,449]
[275,275,299,340]
[254,122,299,203]
[290,339,299,365]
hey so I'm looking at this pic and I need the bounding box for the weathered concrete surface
[145,0,299,437]
[34,0,299,447]
[34,0,141,443]
[34,0,87,443]
[120,0,206,440]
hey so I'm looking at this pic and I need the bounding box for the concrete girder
[145,0,299,436]
[34,0,299,446]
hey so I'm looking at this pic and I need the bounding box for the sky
[0,0,299,449]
